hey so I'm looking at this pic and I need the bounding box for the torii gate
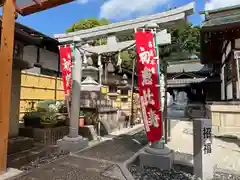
[54,2,194,153]
[0,0,75,174]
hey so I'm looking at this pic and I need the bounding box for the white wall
[227,82,233,100]
[23,45,37,67]
[23,45,59,73]
[237,81,240,99]
[221,41,232,100]
[221,65,225,100]
[39,48,59,71]
[235,39,240,49]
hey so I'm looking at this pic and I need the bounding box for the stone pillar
[193,118,213,180]
[9,68,21,137]
[57,46,88,152]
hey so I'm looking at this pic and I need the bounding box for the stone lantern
[121,74,128,85]
[81,55,101,108]
[118,74,130,99]
[82,55,99,82]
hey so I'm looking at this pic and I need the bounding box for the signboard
[135,30,162,142]
[59,45,73,96]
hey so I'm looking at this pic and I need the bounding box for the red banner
[135,30,162,142]
[59,45,72,96]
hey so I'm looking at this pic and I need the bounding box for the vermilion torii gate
[0,0,75,174]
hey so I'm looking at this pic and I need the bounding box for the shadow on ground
[76,131,148,163]
[215,135,240,148]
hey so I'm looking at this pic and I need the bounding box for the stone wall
[207,104,240,138]
[19,126,69,145]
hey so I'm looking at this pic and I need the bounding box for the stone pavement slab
[76,133,147,163]
[168,120,240,174]
[10,129,147,180]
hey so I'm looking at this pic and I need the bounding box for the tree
[121,22,201,69]
[66,18,200,69]
[66,18,109,33]
[160,22,200,58]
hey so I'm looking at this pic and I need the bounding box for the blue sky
[9,0,229,37]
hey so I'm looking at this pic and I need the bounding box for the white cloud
[205,0,240,10]
[99,0,169,20]
[78,0,89,4]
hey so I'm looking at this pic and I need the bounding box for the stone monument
[193,118,214,180]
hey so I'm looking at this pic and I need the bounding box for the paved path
[10,121,179,180]
[11,127,147,180]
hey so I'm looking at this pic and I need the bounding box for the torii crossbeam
[0,0,75,174]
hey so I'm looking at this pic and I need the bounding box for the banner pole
[153,29,165,146]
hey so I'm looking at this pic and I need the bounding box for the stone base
[8,136,34,155]
[79,125,98,141]
[139,145,173,170]
[0,168,22,180]
[57,135,88,153]
[19,126,69,145]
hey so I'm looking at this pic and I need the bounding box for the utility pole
[0,0,16,174]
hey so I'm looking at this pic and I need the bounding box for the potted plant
[79,110,85,128]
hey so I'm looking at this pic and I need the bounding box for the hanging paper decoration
[83,51,87,65]
[135,30,162,142]
[117,51,122,72]
[59,45,73,96]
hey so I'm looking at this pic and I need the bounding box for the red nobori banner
[59,45,73,96]
[135,30,162,142]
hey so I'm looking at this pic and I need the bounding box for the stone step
[7,145,58,169]
[8,136,34,155]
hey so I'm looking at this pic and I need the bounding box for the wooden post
[0,0,16,174]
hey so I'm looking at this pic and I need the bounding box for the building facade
[201,5,240,101]
[1,20,60,137]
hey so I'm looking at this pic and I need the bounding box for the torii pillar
[0,0,76,175]
[0,0,16,174]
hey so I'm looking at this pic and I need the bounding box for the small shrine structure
[200,5,240,138]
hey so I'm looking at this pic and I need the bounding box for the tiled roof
[200,4,240,15]
[167,63,210,73]
[167,78,206,87]
[201,13,240,28]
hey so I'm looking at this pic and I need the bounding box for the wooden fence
[19,72,65,119]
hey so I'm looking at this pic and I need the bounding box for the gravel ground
[129,163,240,180]
[20,151,69,171]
